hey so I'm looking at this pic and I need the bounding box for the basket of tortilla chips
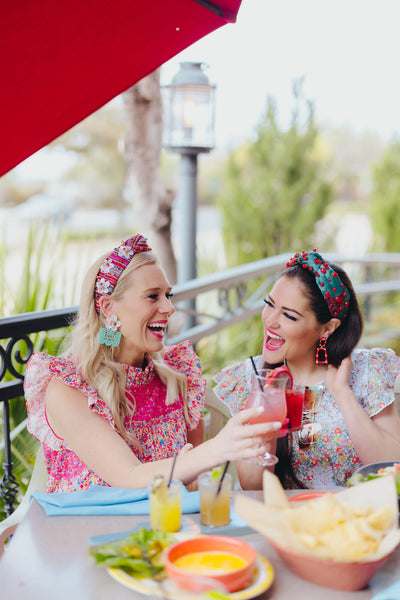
[235,471,400,590]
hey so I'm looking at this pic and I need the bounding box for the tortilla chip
[284,494,392,560]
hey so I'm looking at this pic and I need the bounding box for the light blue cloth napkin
[32,484,200,516]
[372,580,400,600]
[88,506,253,546]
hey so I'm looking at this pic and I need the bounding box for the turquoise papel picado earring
[99,315,121,347]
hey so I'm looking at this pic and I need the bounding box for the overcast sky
[162,0,400,151]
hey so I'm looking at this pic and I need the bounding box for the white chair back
[0,444,47,554]
[395,375,400,412]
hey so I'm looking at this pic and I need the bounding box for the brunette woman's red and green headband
[286,250,350,320]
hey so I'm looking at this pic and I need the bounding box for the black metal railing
[0,308,77,516]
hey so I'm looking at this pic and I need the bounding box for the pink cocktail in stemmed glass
[244,369,288,466]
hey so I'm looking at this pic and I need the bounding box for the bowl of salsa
[163,534,257,593]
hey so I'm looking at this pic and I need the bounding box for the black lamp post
[162,61,216,297]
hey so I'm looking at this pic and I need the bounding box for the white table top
[0,491,399,600]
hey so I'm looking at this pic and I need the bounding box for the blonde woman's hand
[212,407,282,463]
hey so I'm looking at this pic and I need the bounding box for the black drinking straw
[250,356,263,391]
[167,452,178,487]
[215,461,230,497]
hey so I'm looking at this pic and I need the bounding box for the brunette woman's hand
[211,407,282,463]
[179,443,194,455]
[324,356,353,397]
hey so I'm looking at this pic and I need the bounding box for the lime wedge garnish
[211,466,222,481]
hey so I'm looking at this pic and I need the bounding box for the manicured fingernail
[255,406,264,413]
[272,422,282,429]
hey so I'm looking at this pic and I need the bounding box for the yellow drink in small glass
[198,471,232,527]
[150,479,181,532]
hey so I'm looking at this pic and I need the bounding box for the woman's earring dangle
[99,315,121,347]
[315,337,328,364]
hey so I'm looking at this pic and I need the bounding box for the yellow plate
[108,554,274,600]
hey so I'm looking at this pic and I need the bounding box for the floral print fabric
[213,348,400,488]
[24,341,205,492]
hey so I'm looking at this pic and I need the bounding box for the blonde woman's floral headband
[94,233,151,313]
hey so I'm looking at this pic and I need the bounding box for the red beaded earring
[315,337,328,364]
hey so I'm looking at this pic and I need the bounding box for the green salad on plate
[347,462,400,495]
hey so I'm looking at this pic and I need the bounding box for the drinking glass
[298,385,323,447]
[149,479,182,532]
[244,369,288,466]
[198,471,232,527]
[284,381,305,432]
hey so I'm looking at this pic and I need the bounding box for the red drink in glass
[285,388,304,430]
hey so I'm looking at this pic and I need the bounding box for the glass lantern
[162,62,216,154]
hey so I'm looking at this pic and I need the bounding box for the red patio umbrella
[0,0,242,177]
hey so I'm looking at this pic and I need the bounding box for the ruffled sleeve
[24,352,113,450]
[24,352,64,450]
[47,356,112,422]
[213,358,255,415]
[164,341,206,430]
[350,347,400,416]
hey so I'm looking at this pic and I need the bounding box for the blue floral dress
[213,348,400,488]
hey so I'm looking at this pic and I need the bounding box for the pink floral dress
[24,341,205,493]
[213,348,400,488]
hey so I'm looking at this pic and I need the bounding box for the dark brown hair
[265,259,363,488]
[280,261,363,367]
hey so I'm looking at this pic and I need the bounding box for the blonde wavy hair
[63,250,188,445]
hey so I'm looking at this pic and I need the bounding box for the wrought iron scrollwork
[0,335,34,515]
[0,344,6,381]
[5,335,33,380]
[0,468,19,517]
[0,307,77,516]
[1,399,20,516]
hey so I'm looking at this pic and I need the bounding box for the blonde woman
[24,234,279,492]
